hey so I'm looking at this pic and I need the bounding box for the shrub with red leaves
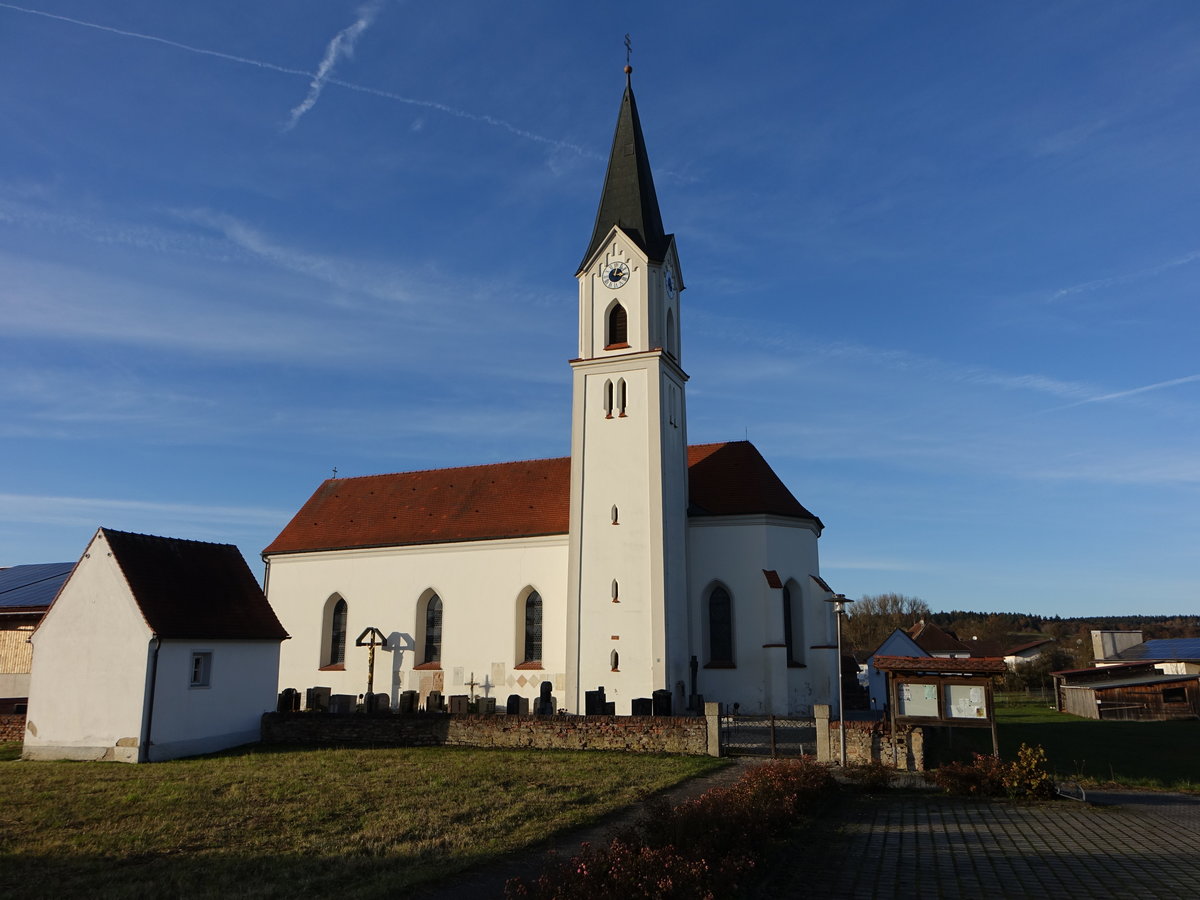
[505,759,836,899]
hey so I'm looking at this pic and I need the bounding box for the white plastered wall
[23,532,151,762]
[686,516,835,715]
[147,640,282,761]
[268,535,568,709]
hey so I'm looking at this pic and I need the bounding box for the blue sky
[2,1,1197,618]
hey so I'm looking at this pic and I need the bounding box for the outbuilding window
[190,652,212,688]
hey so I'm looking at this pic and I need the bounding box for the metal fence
[720,715,815,757]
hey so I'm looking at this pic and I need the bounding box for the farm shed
[1056,670,1200,721]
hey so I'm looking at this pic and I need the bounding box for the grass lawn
[928,698,1199,792]
[0,742,724,898]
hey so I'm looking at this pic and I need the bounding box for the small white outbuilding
[23,528,288,762]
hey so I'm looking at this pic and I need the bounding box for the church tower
[565,68,690,713]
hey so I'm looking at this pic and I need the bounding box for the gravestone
[426,690,444,713]
[277,688,299,713]
[506,694,529,715]
[585,687,607,716]
[306,686,331,713]
[604,702,616,715]
[534,681,554,716]
[631,697,653,716]
[477,697,497,715]
[448,694,471,715]
[369,693,391,714]
[652,689,672,717]
[329,694,356,714]
[398,690,419,714]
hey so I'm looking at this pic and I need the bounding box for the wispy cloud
[1049,248,1200,302]
[0,493,286,530]
[285,0,384,131]
[1049,373,1200,411]
[0,2,593,156]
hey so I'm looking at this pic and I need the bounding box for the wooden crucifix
[355,627,388,706]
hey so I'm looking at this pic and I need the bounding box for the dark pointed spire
[578,67,670,273]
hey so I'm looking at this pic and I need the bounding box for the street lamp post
[824,593,853,766]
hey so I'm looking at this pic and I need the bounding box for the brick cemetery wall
[262,712,713,756]
[0,714,26,742]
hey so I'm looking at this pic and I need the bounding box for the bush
[932,743,1056,800]
[842,760,892,792]
[506,759,836,899]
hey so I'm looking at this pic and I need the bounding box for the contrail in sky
[1050,248,1200,302]
[285,0,384,131]
[0,2,593,156]
[1050,373,1200,412]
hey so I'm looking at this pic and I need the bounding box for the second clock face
[602,261,630,289]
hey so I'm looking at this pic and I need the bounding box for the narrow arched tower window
[666,307,678,358]
[611,579,619,602]
[616,378,627,416]
[610,650,620,671]
[603,379,614,417]
[607,303,628,347]
[423,594,443,664]
[328,597,347,667]
[523,591,543,664]
[708,586,733,666]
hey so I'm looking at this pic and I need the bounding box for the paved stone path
[758,790,1200,899]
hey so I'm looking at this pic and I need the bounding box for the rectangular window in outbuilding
[190,651,213,688]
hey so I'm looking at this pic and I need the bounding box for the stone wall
[0,714,26,743]
[262,711,716,756]
[814,705,924,771]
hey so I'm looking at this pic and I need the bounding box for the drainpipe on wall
[139,635,161,763]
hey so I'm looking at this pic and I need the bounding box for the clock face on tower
[601,261,630,289]
[664,265,677,299]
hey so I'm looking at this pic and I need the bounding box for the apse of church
[263,69,838,717]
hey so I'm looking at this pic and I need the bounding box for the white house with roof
[264,70,841,717]
[23,528,288,762]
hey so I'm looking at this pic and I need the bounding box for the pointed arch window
[616,378,627,416]
[523,591,543,665]
[422,594,443,665]
[603,379,614,418]
[707,586,734,667]
[321,595,348,669]
[607,303,628,348]
[783,584,805,666]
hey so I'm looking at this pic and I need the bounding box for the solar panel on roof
[0,563,73,610]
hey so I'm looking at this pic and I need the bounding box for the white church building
[264,70,840,717]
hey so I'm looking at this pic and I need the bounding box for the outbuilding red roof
[102,529,289,641]
[265,441,821,556]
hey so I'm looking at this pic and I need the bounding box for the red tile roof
[265,441,821,556]
[873,655,1007,674]
[102,529,288,641]
[907,621,974,655]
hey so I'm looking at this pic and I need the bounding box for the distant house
[23,529,288,762]
[1002,638,1055,668]
[0,562,72,714]
[864,628,926,712]
[907,621,974,658]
